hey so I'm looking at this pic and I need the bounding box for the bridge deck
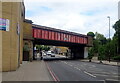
[32,24,88,45]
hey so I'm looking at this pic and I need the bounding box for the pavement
[2,60,53,81]
[80,59,119,66]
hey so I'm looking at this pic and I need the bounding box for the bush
[98,45,106,60]
[88,47,94,60]
[23,45,30,51]
[113,56,120,61]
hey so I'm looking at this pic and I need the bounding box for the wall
[0,1,2,82]
[0,1,2,72]
[84,47,88,58]
[1,2,25,71]
[23,20,33,40]
[23,20,33,61]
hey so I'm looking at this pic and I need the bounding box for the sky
[24,0,119,38]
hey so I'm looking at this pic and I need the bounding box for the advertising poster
[0,18,9,31]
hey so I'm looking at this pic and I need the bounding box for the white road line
[91,65,96,67]
[76,67,81,71]
[84,71,96,78]
[74,67,78,69]
[88,71,111,75]
[78,68,81,71]
[94,74,119,78]
[63,62,67,64]
[68,64,73,66]
[112,73,118,75]
[105,79,119,81]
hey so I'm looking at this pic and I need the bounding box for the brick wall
[1,2,25,71]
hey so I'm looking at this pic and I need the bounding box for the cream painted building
[0,1,25,71]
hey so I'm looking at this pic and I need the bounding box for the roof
[24,19,33,24]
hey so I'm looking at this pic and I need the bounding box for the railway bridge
[23,19,93,60]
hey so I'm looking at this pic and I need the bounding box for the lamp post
[107,16,110,62]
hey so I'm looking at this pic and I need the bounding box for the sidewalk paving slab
[2,61,53,81]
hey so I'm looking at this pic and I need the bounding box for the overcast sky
[24,0,119,38]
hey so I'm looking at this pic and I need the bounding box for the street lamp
[107,16,110,62]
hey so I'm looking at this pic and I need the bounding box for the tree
[93,32,107,54]
[87,32,95,38]
[87,32,95,60]
[88,47,94,62]
[43,46,50,51]
[113,20,120,55]
[36,45,43,51]
[98,45,106,63]
[95,32,106,42]
[36,45,50,51]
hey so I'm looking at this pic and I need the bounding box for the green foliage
[113,20,120,55]
[23,43,29,51]
[113,56,120,60]
[113,19,120,34]
[88,31,118,61]
[98,45,106,60]
[87,32,95,38]
[87,20,120,61]
[36,45,50,51]
[88,47,94,59]
[93,39,99,53]
[36,45,43,51]
[44,46,50,51]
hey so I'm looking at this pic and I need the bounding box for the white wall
[84,47,88,58]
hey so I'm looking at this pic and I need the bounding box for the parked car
[47,51,55,57]
[51,53,55,57]
[47,51,52,55]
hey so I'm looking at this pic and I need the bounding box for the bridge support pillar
[69,46,84,59]
[84,47,88,58]
[33,42,36,60]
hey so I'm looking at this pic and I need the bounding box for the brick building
[0,1,25,71]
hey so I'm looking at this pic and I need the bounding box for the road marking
[94,74,119,77]
[74,67,78,69]
[45,62,60,81]
[112,72,118,75]
[91,65,96,67]
[105,79,119,81]
[63,62,67,64]
[84,71,96,78]
[69,64,73,66]
[88,71,111,75]
[75,67,81,71]
[88,69,103,72]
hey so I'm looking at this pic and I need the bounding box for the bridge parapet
[86,36,93,47]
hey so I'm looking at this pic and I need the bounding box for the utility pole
[107,16,110,62]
